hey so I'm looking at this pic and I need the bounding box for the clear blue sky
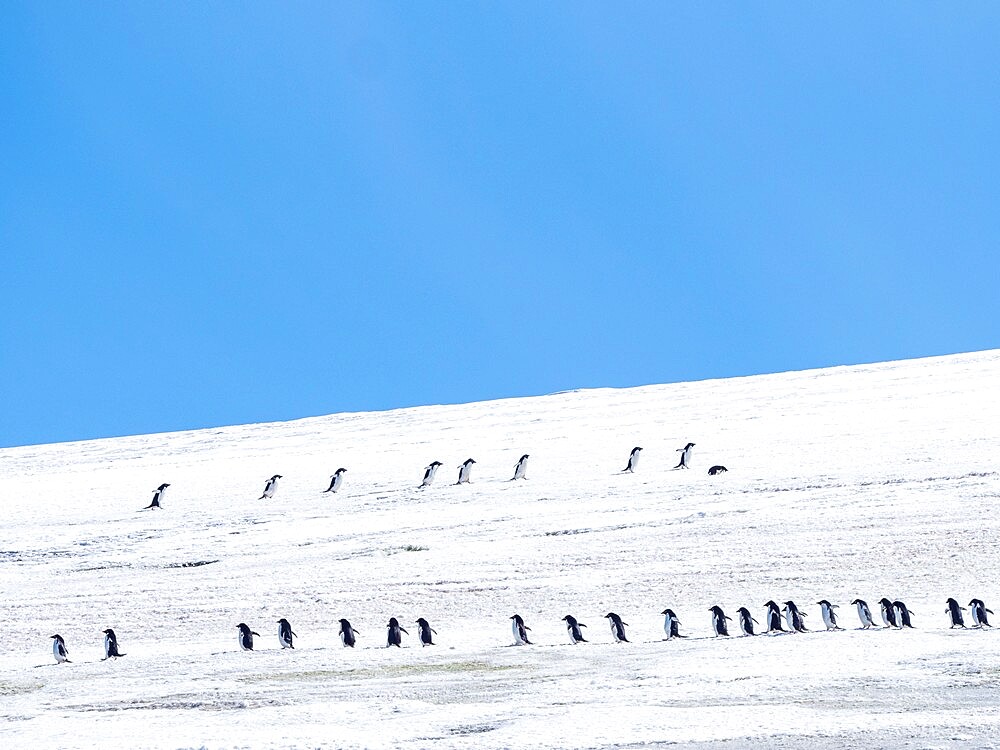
[2,3,998,448]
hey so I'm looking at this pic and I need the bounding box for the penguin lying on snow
[707,465,727,475]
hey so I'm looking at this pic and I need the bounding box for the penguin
[237,623,260,651]
[511,454,530,481]
[877,598,899,628]
[946,598,967,628]
[324,468,346,493]
[782,601,808,632]
[144,482,170,509]
[817,600,843,631]
[764,601,786,633]
[51,634,70,664]
[562,615,587,644]
[510,614,532,645]
[707,465,727,475]
[851,598,877,629]
[969,599,993,628]
[415,617,437,646]
[709,606,731,636]
[420,461,443,488]
[456,458,476,485]
[736,607,758,636]
[277,618,297,649]
[259,475,282,500]
[604,613,629,643]
[893,600,915,629]
[623,447,642,473]
[338,618,359,647]
[674,443,695,469]
[102,628,125,659]
[661,609,686,640]
[387,617,408,647]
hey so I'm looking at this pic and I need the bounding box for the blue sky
[2,3,998,448]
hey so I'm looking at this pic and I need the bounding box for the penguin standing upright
[623,447,642,473]
[946,598,967,628]
[709,606,731,636]
[877,598,899,628]
[783,601,808,632]
[144,483,170,509]
[510,614,532,645]
[604,613,629,643]
[817,600,843,631]
[893,600,915,629]
[102,629,125,659]
[674,443,695,469]
[661,609,685,640]
[415,618,437,646]
[851,598,877,629]
[387,617,408,647]
[338,618,359,647]
[969,599,994,628]
[324,468,346,493]
[277,618,297,649]
[420,462,443,488]
[562,615,587,644]
[456,459,476,484]
[259,475,282,500]
[237,623,260,651]
[736,607,758,636]
[511,454,530,481]
[764,601,786,633]
[50,634,70,664]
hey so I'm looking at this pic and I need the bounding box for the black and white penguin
[851,598,877,629]
[782,601,808,632]
[144,483,170,509]
[661,609,686,640]
[623,447,642,473]
[604,613,629,643]
[259,475,282,500]
[102,628,125,659]
[817,600,842,631]
[946,598,967,628]
[709,605,731,637]
[324,468,346,493]
[707,465,727,475]
[893,600,915,628]
[387,617,408,647]
[969,599,993,628]
[415,617,437,646]
[736,607,758,636]
[764,601,786,633]
[674,443,695,469]
[511,454,530,481]
[456,458,476,485]
[562,615,587,644]
[338,618,359,647]
[420,461,443,488]
[877,598,899,628]
[51,634,70,664]
[237,623,260,651]
[510,614,532,645]
[277,618,297,649]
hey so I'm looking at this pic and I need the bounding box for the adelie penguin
[782,601,808,632]
[877,598,899,628]
[764,601,786,633]
[709,605,731,637]
[102,628,125,659]
[338,618,359,647]
[277,618,297,649]
[661,609,685,640]
[51,634,70,664]
[893,600,915,628]
[674,443,695,469]
[420,461,443,488]
[324,468,346,493]
[946,598,967,628]
[259,475,282,500]
[707,465,727,476]
[851,598,877,629]
[604,613,629,643]
[817,600,843,631]
[387,617,408,647]
[144,483,170,509]
[562,615,588,644]
[456,458,476,485]
[415,617,437,646]
[736,607,758,636]
[510,614,532,645]
[969,599,993,628]
[623,447,642,473]
[237,623,260,651]
[510,454,530,481]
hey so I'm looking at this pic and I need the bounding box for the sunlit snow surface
[2,351,1000,749]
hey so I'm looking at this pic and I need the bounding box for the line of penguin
[46,597,994,664]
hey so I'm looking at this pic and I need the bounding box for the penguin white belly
[512,620,523,645]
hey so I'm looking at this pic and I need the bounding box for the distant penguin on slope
[415,618,437,646]
[259,475,282,500]
[511,454,530,481]
[764,601,786,633]
[707,465,727,475]
[851,599,877,629]
[51,634,70,664]
[604,613,629,643]
[946,598,967,628]
[102,629,125,659]
[420,461,443,488]
[324,468,346,493]
[783,601,808,632]
[709,606,731,637]
[877,598,899,628]
[661,609,686,640]
[277,618,297,649]
[674,443,695,469]
[237,623,260,651]
[144,483,170,509]
[969,599,993,628]
[338,618,359,648]
[893,600,915,629]
[387,617,408,647]
[562,615,588,644]
[817,600,843,631]
[736,607,758,636]
[510,614,532,645]
[623,447,642,473]
[456,458,476,485]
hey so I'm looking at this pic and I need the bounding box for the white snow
[2,350,1000,748]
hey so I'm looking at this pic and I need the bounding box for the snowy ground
[2,350,1000,749]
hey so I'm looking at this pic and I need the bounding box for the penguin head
[878,598,893,607]
[335,468,347,474]
[850,599,864,606]
[562,615,577,624]
[277,618,290,626]
[816,600,830,606]
[661,608,675,617]
[102,629,115,636]
[463,458,476,466]
[159,483,171,489]
[339,618,351,627]
[416,617,429,627]
[765,600,779,609]
[519,454,529,461]
[632,447,642,454]
[388,617,400,627]
[510,614,523,623]
[603,613,618,621]
[50,634,62,640]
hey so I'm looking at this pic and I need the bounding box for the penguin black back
[338,618,359,647]
[415,617,436,646]
[102,628,125,659]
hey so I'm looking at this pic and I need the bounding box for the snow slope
[2,350,999,749]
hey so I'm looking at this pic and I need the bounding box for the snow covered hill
[2,350,999,749]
